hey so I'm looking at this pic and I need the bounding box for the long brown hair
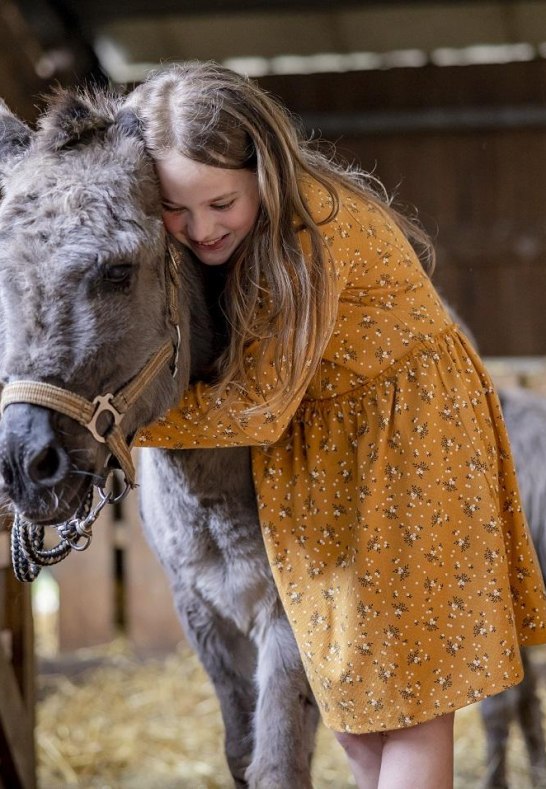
[128,61,434,415]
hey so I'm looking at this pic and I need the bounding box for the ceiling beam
[15,0,108,85]
[0,1,49,120]
[55,0,485,24]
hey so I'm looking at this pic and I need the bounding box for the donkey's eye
[103,263,133,284]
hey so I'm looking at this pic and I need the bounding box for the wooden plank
[0,725,24,789]
[52,503,115,651]
[0,532,9,570]
[123,486,183,654]
[0,5,46,122]
[0,641,35,789]
[261,60,546,115]
[4,577,35,723]
[526,370,546,395]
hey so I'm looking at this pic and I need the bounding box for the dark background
[2,0,545,356]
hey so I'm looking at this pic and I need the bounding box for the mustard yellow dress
[137,178,546,733]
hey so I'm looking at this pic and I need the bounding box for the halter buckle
[87,394,123,443]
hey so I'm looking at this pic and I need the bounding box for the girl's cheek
[162,213,183,236]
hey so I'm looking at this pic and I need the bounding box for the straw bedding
[36,638,546,789]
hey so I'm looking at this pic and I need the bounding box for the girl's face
[156,151,260,266]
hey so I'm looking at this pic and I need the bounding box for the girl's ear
[0,99,33,179]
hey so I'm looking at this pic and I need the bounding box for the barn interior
[1,1,546,787]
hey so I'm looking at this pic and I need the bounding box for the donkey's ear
[0,99,32,177]
[37,90,108,150]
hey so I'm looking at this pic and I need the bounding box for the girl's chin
[192,239,233,265]
[195,251,231,266]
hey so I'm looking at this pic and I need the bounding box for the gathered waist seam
[298,323,459,412]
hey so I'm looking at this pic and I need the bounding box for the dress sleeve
[136,344,307,448]
[136,191,356,449]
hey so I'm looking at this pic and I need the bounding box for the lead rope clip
[9,475,130,582]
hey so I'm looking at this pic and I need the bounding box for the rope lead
[9,481,128,583]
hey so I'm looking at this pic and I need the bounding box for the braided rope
[10,486,96,582]
[11,517,46,582]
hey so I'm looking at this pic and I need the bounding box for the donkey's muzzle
[0,403,71,510]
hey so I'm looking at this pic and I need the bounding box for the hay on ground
[36,639,546,788]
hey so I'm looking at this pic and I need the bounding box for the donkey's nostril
[27,446,65,485]
[1,461,14,487]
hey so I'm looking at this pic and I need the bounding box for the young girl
[130,61,546,788]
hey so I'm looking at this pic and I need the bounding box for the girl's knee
[334,730,383,760]
[334,730,384,787]
[333,730,358,751]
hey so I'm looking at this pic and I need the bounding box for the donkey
[0,90,319,788]
[480,386,546,789]
[444,305,546,788]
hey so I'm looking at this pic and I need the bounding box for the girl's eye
[103,264,133,284]
[213,200,235,211]
[161,204,184,214]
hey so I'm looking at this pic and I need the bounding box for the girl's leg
[333,731,383,789]
[378,713,455,789]
[334,713,454,789]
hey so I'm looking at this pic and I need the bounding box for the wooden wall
[0,528,35,789]
[261,60,546,356]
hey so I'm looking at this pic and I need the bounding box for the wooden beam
[52,512,116,651]
[62,0,466,23]
[301,104,546,136]
[0,2,48,121]
[0,644,35,789]
[5,576,35,721]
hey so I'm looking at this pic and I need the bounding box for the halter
[0,242,182,581]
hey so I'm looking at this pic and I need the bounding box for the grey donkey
[0,89,319,788]
[445,305,546,788]
[479,387,546,789]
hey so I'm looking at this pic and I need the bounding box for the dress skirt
[252,327,546,733]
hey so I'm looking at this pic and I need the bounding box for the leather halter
[0,242,182,487]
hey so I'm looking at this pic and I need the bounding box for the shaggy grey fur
[480,387,546,789]
[0,89,318,788]
[448,307,546,788]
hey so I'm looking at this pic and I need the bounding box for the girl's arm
[137,347,312,449]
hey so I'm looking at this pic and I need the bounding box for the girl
[130,61,546,788]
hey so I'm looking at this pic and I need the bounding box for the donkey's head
[0,89,186,524]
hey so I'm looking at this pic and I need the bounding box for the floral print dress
[137,178,546,733]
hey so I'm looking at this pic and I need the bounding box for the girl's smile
[156,151,260,266]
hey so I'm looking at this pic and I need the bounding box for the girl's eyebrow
[210,191,238,202]
[161,191,239,208]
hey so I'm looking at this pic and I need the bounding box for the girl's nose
[187,212,214,243]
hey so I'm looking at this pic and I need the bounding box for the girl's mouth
[193,234,229,251]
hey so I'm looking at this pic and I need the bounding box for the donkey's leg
[480,687,517,789]
[177,590,258,787]
[516,649,546,788]
[246,611,319,789]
